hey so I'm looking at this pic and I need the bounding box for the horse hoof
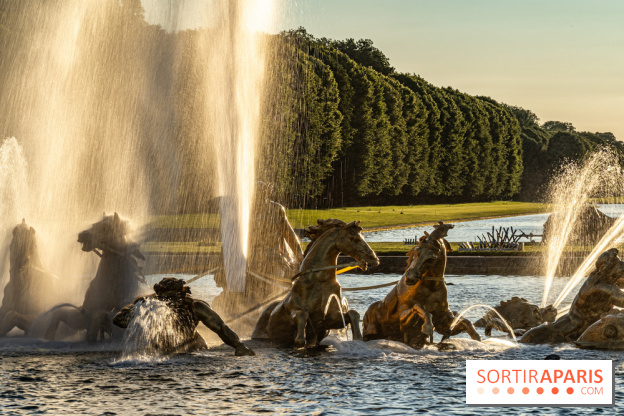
[235,345,256,356]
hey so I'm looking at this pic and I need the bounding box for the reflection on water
[1,274,622,415]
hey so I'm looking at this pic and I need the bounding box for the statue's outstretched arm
[193,300,255,356]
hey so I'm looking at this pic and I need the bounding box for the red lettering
[541,370,552,383]
[512,369,521,383]
[502,370,511,383]
[529,369,538,383]
[554,369,563,383]
[577,370,587,384]
[477,369,485,383]
[487,370,499,383]
[595,369,603,383]
[564,370,575,383]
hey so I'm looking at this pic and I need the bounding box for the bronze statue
[575,310,624,350]
[363,222,481,347]
[521,248,624,344]
[34,213,145,342]
[0,220,58,336]
[113,277,255,356]
[252,219,379,348]
[213,182,304,319]
[474,297,557,336]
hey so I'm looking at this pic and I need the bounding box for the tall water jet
[0,1,182,305]
[196,0,278,292]
[541,149,623,307]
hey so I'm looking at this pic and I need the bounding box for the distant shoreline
[361,211,551,233]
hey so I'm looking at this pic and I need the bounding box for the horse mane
[303,218,347,257]
[404,234,428,273]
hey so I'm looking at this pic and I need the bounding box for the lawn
[140,240,618,257]
[146,201,549,231]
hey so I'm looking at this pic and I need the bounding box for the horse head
[335,220,379,270]
[78,212,131,255]
[305,219,379,271]
[10,219,40,270]
[404,222,454,285]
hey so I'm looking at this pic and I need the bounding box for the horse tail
[43,303,83,316]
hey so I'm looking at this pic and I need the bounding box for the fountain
[0,0,281,323]
[540,149,624,308]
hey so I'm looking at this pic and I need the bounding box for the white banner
[466,360,614,407]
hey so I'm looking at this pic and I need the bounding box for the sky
[141,0,624,140]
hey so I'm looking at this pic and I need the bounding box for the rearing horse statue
[31,213,145,342]
[363,222,480,347]
[252,219,379,348]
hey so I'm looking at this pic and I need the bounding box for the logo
[466,360,614,407]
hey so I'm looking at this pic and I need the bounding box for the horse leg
[87,313,112,343]
[291,309,309,348]
[347,310,362,341]
[484,318,512,337]
[362,302,382,340]
[0,310,32,336]
[325,309,362,341]
[440,316,481,342]
[400,304,433,343]
[45,307,88,340]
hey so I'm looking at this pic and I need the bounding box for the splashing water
[324,293,350,341]
[450,304,517,343]
[553,214,624,308]
[541,149,624,307]
[120,299,188,361]
[0,1,281,305]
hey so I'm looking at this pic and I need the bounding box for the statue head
[10,219,40,270]
[77,212,130,254]
[593,248,623,283]
[153,277,191,301]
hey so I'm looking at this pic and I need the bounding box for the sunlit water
[2,273,623,415]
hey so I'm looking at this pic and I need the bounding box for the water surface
[1,274,622,415]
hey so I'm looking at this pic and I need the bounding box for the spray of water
[120,298,188,360]
[0,1,281,311]
[450,304,517,343]
[196,0,277,292]
[541,149,624,307]
[553,214,624,308]
[324,293,349,341]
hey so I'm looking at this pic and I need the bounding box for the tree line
[268,29,622,207]
[2,1,621,212]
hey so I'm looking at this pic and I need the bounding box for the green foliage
[543,120,576,132]
[331,38,395,75]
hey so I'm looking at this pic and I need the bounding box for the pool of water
[364,204,624,244]
[1,273,622,415]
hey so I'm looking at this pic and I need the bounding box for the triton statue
[474,297,557,336]
[521,248,624,344]
[213,181,304,319]
[114,277,255,356]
